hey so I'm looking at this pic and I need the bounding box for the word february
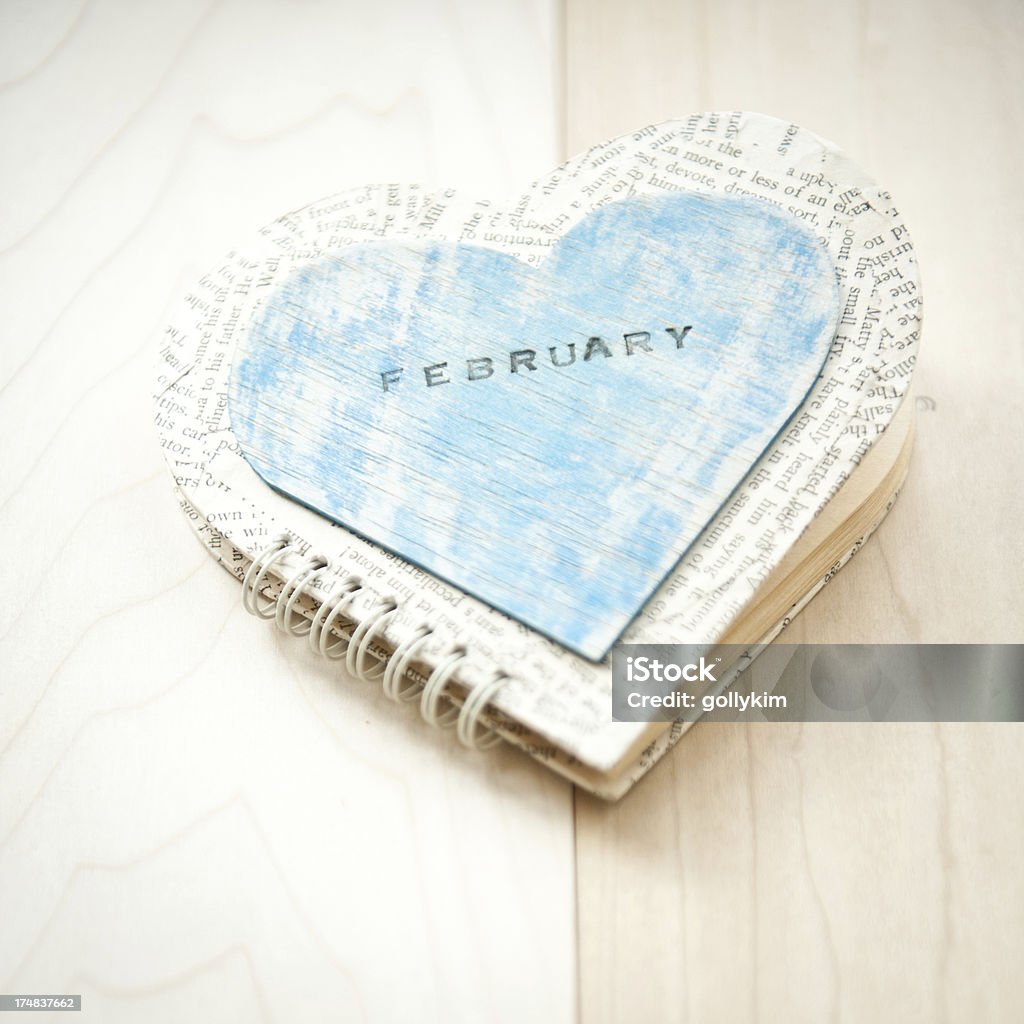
[380,325,694,392]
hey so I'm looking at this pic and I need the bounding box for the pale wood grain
[5,0,1022,1018]
[577,722,1024,1024]
[568,0,1024,1020]
[0,3,574,1022]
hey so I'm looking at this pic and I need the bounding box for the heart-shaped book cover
[153,111,920,798]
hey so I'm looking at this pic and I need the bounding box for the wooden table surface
[1,2,1021,1021]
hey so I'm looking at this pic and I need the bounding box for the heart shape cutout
[228,192,838,660]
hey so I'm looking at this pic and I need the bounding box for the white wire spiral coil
[241,534,510,749]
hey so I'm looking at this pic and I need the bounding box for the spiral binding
[241,534,510,749]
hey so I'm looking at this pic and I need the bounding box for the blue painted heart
[228,192,838,660]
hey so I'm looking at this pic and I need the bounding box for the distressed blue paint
[228,193,839,660]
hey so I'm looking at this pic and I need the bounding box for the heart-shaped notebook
[157,111,921,793]
[227,192,839,659]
